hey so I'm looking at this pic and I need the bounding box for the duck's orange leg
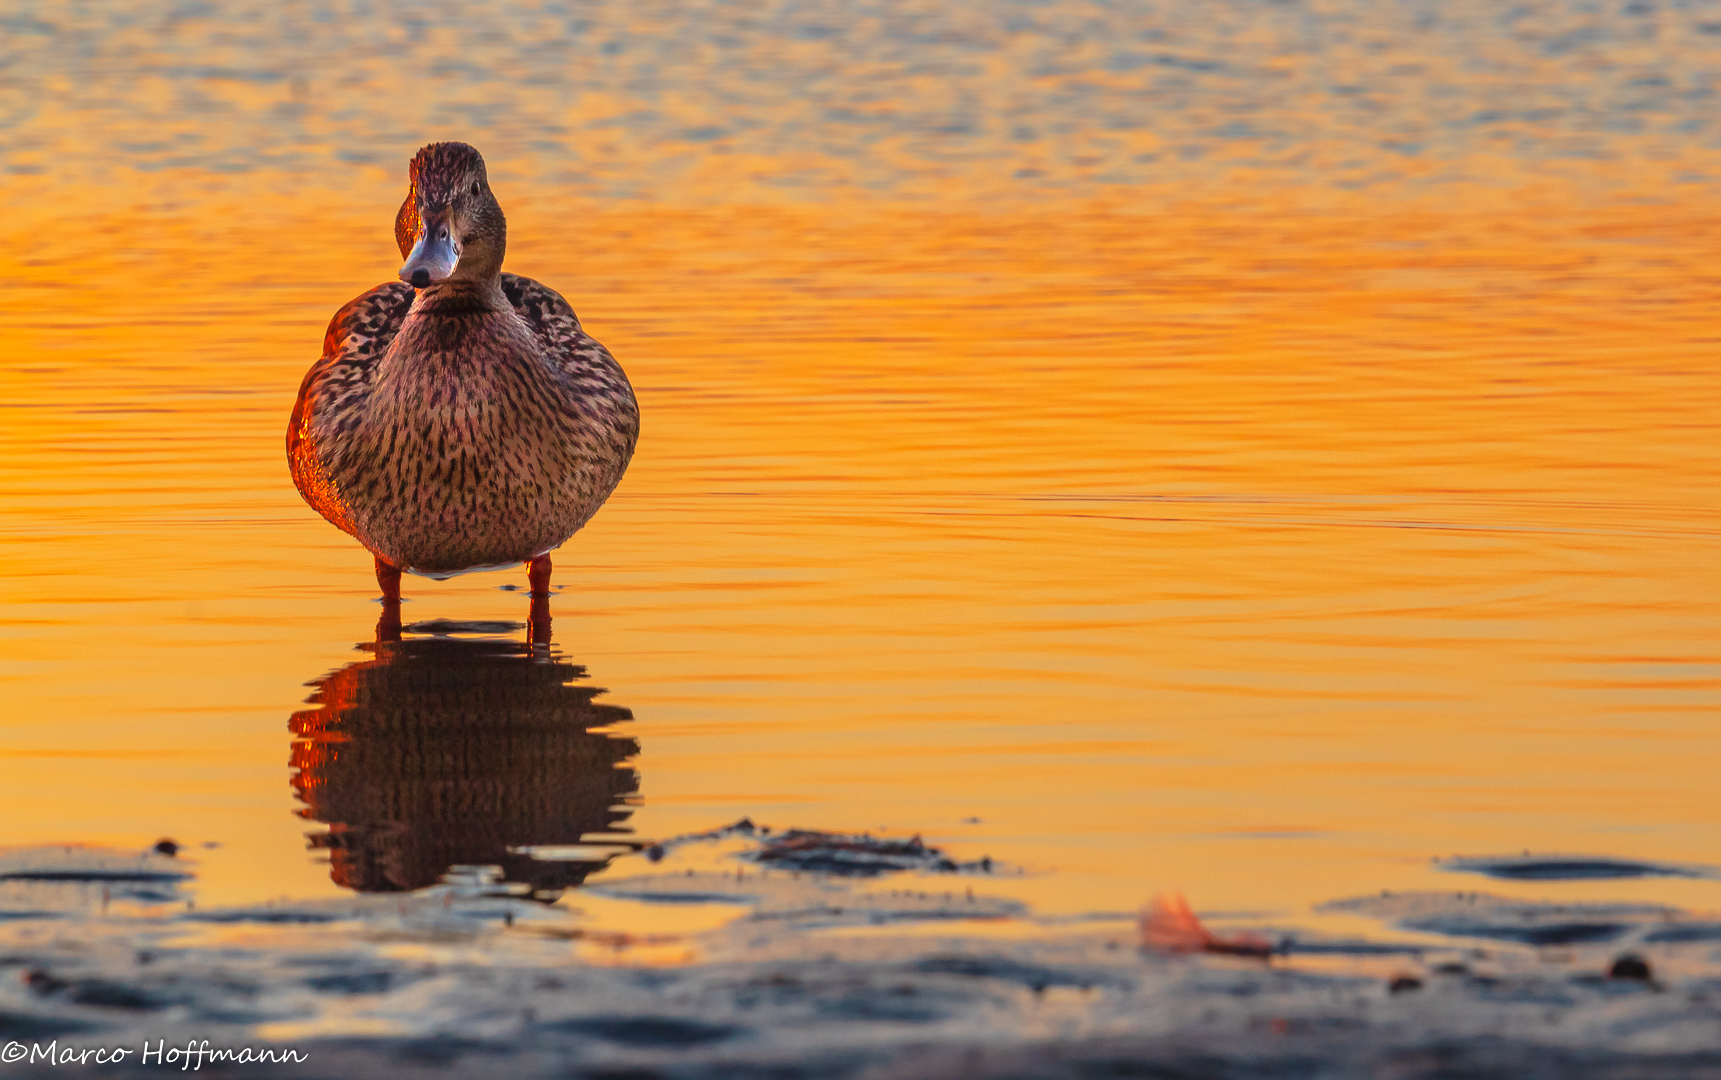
[375,556,402,603]
[374,557,404,639]
[528,555,552,598]
[527,555,553,645]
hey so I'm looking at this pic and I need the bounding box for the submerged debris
[1320,891,1677,948]
[753,830,962,877]
[0,845,192,908]
[637,818,1000,878]
[1609,954,1653,982]
[1139,893,1274,958]
[1437,854,1714,882]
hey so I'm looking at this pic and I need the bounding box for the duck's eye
[469,181,480,196]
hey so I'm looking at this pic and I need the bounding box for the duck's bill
[400,229,458,288]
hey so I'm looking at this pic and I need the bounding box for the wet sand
[3,829,1719,1079]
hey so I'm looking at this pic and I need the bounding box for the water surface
[2,0,1720,929]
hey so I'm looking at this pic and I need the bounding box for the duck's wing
[501,272,640,457]
[287,281,416,532]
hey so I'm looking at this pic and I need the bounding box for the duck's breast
[335,303,634,573]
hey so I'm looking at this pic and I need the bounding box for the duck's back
[289,274,639,574]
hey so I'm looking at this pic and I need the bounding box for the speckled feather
[288,272,638,575]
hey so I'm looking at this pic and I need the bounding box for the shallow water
[3,0,1721,936]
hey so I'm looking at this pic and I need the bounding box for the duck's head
[395,142,507,289]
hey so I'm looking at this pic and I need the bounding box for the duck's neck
[379,271,536,389]
[409,274,509,316]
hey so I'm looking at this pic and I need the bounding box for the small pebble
[153,838,179,857]
[646,845,665,863]
[24,969,66,995]
[1609,954,1653,982]
[1388,975,1423,994]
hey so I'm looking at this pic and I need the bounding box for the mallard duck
[288,142,638,604]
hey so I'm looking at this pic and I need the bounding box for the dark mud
[1439,855,1715,882]
[0,838,1718,1079]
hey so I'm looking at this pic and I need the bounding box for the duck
[287,142,638,607]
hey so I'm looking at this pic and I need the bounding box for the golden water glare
[4,189,1719,923]
[3,0,1721,927]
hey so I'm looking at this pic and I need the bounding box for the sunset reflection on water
[1,1,1720,924]
[289,625,638,898]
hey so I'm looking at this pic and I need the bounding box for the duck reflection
[288,608,639,899]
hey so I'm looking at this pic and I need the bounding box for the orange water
[3,1,1721,926]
